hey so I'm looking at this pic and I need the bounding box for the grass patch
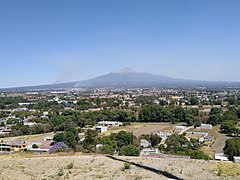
[57,168,64,176]
[213,161,240,177]
[122,162,131,170]
[66,162,74,169]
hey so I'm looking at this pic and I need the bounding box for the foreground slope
[0,154,239,180]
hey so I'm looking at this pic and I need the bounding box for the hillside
[0,154,239,179]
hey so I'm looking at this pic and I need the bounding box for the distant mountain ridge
[1,70,240,91]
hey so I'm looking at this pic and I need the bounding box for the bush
[187,150,211,160]
[66,162,74,169]
[123,162,131,170]
[119,145,140,156]
[32,144,39,148]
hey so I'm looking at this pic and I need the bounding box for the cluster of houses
[0,136,53,154]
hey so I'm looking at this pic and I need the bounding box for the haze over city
[1,0,240,88]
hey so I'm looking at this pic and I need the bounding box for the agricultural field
[0,132,55,142]
[102,123,174,137]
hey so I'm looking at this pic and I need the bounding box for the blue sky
[1,0,240,88]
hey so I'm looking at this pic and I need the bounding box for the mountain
[1,70,240,91]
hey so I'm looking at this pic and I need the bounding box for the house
[9,141,28,152]
[233,156,240,163]
[199,136,213,143]
[215,153,228,161]
[156,131,172,141]
[140,139,151,148]
[174,126,186,130]
[96,126,108,133]
[98,121,123,127]
[23,122,37,127]
[141,148,159,155]
[0,143,12,153]
[44,136,53,141]
[200,124,212,130]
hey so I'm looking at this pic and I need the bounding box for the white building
[200,124,212,130]
[96,126,108,133]
[141,148,159,155]
[140,139,151,148]
[174,126,186,130]
[215,153,228,161]
[156,131,172,141]
[98,121,123,127]
[234,156,240,163]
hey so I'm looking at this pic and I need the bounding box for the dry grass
[211,161,240,177]
[0,154,236,180]
[102,123,174,137]
[0,132,55,142]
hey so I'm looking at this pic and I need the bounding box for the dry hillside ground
[0,154,239,180]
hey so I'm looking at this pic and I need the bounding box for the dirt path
[210,133,230,153]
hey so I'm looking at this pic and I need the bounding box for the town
[0,87,239,164]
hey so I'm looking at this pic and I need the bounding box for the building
[233,156,240,163]
[156,131,172,141]
[215,153,228,161]
[98,121,123,127]
[199,136,213,143]
[200,124,212,130]
[0,143,12,153]
[96,126,108,133]
[174,126,186,130]
[140,139,151,148]
[9,141,28,152]
[141,148,159,155]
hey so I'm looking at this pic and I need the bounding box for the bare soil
[103,123,174,137]
[0,154,239,180]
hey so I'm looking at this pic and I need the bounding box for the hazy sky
[1,0,240,88]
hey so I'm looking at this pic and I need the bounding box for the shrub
[32,144,38,149]
[123,162,131,170]
[66,162,74,169]
[187,150,211,160]
[57,168,64,176]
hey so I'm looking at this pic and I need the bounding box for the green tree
[189,97,199,105]
[119,145,140,156]
[149,133,161,147]
[220,120,236,134]
[223,138,240,161]
[100,145,115,155]
[116,131,133,148]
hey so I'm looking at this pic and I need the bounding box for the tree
[149,133,161,147]
[119,145,140,156]
[83,130,98,152]
[165,134,189,153]
[116,131,133,148]
[194,119,201,128]
[100,145,115,155]
[53,128,79,151]
[208,107,222,125]
[190,97,199,105]
[187,150,210,160]
[223,138,240,161]
[220,120,236,134]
